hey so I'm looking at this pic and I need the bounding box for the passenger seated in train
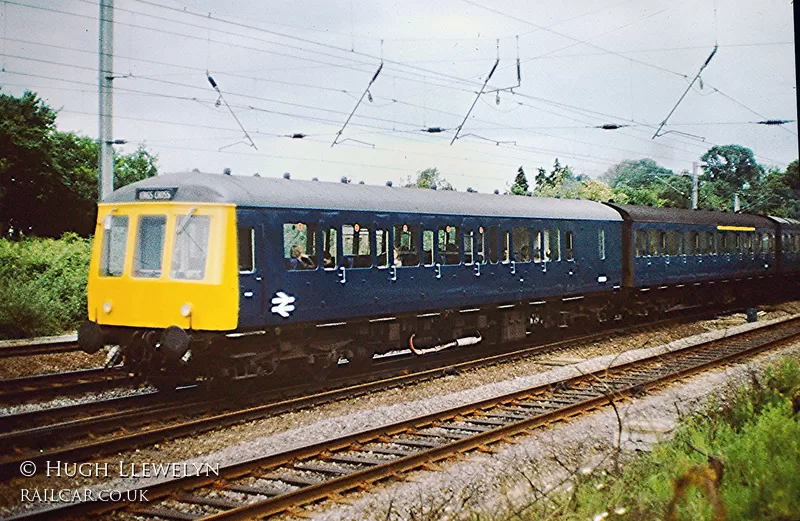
[288,244,315,270]
[393,247,402,267]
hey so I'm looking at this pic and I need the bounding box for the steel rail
[10,316,800,521]
[0,306,773,479]
[0,309,721,482]
[0,367,130,403]
[0,336,78,359]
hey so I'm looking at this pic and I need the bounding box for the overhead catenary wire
[652,44,718,139]
[206,72,257,150]
[332,62,384,147]
[2,0,794,178]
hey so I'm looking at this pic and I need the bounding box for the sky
[0,0,797,196]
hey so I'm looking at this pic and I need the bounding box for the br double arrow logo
[270,291,296,318]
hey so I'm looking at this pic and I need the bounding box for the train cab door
[236,213,266,328]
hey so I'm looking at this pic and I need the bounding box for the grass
[0,234,91,339]
[525,358,800,521]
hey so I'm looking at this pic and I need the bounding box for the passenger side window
[550,228,561,261]
[100,215,128,277]
[463,230,474,265]
[513,227,531,262]
[438,226,460,265]
[533,229,542,262]
[394,224,419,266]
[685,231,697,255]
[488,226,499,264]
[133,215,166,278]
[704,231,715,255]
[376,228,390,268]
[598,228,605,260]
[565,231,574,261]
[284,222,317,270]
[238,226,255,273]
[477,227,488,264]
[342,224,370,268]
[423,229,435,266]
[542,229,551,262]
[635,230,646,258]
[500,230,511,263]
[666,230,679,256]
[323,228,337,269]
[648,229,660,257]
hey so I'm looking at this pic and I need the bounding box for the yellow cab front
[87,202,239,332]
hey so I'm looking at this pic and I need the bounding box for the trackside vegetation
[497,358,800,521]
[0,234,91,339]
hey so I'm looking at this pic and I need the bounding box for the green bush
[0,234,91,338]
[540,358,800,521]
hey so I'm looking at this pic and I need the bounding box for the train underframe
[80,274,798,389]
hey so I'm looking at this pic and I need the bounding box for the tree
[115,144,158,188]
[0,90,158,237]
[534,158,574,191]
[403,167,454,190]
[701,144,764,189]
[510,165,529,195]
[603,158,691,208]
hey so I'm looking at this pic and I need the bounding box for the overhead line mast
[98,0,114,200]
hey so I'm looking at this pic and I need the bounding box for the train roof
[768,216,800,231]
[106,172,623,221]
[604,203,775,229]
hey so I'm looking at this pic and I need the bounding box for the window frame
[132,214,167,279]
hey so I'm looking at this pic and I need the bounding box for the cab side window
[238,226,255,273]
[284,222,317,270]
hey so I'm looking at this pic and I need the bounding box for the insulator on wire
[758,119,792,125]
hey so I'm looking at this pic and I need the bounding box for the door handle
[510,260,516,275]
[435,263,442,279]
[474,264,481,277]
[339,266,347,284]
[389,266,397,282]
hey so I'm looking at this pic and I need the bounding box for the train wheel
[345,346,373,373]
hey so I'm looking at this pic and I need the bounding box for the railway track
[0,367,131,404]
[0,309,723,482]
[10,314,800,521]
[0,335,78,359]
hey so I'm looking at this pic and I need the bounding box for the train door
[236,210,266,328]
